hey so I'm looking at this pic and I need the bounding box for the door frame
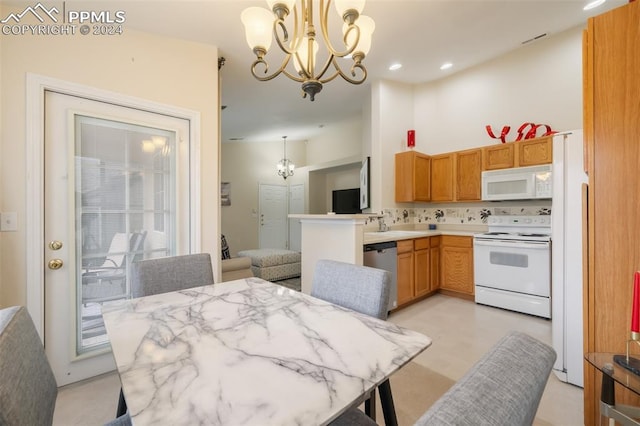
[25,73,202,338]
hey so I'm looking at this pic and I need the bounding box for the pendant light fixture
[276,136,295,180]
[241,0,375,101]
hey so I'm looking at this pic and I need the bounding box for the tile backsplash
[367,204,551,228]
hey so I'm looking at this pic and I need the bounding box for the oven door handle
[473,239,550,250]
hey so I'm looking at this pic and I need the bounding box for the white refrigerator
[551,130,587,387]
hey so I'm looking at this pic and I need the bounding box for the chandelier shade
[241,0,375,101]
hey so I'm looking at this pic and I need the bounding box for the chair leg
[365,388,376,421]
[116,388,127,417]
[379,379,398,426]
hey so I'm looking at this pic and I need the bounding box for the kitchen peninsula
[290,214,483,307]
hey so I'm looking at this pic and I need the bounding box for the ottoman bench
[236,248,301,281]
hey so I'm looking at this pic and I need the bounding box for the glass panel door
[75,116,177,353]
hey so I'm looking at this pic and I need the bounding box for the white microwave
[481,164,553,201]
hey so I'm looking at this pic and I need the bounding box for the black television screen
[332,188,361,214]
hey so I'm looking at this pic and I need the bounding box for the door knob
[48,259,63,270]
[48,240,63,250]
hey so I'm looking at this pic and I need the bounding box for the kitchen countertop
[364,229,481,244]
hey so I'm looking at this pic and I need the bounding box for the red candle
[632,272,640,333]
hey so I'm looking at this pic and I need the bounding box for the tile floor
[53,293,583,425]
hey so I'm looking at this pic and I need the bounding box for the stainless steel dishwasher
[363,241,398,311]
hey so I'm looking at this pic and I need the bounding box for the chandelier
[277,136,295,180]
[241,0,375,101]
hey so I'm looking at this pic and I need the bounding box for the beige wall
[220,139,306,254]
[304,115,363,165]
[413,25,583,153]
[0,24,219,306]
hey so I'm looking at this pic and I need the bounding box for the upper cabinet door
[430,153,454,202]
[483,144,515,170]
[455,148,483,201]
[395,151,431,202]
[516,136,553,167]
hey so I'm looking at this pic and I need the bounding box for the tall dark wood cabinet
[583,1,640,423]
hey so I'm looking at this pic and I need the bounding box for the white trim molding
[25,73,201,338]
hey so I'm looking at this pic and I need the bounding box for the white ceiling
[92,0,625,144]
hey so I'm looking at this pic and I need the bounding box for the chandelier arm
[273,4,303,56]
[250,56,294,82]
[280,67,306,83]
[317,57,367,84]
[319,0,360,58]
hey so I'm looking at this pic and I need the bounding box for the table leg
[379,379,398,426]
[365,389,376,421]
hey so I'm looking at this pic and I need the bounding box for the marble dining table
[102,277,432,426]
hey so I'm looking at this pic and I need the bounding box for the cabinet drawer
[430,236,441,247]
[414,237,430,251]
[441,235,472,248]
[397,240,414,254]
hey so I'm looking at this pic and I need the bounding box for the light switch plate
[0,212,18,231]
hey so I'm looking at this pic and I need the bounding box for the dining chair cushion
[414,331,556,426]
[130,253,214,298]
[311,259,391,320]
[0,306,58,426]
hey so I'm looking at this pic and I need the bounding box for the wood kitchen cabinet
[430,153,454,202]
[455,148,482,201]
[515,136,553,167]
[440,236,474,297]
[583,2,640,423]
[430,236,441,290]
[396,237,437,307]
[430,150,482,202]
[395,151,431,202]
[414,238,430,297]
[482,143,515,170]
[396,240,415,306]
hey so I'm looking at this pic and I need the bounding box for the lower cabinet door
[397,251,414,305]
[414,249,430,297]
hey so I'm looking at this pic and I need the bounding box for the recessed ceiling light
[389,63,402,71]
[440,62,453,70]
[584,0,606,10]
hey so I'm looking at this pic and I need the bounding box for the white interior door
[288,184,304,252]
[259,183,288,249]
[44,90,191,385]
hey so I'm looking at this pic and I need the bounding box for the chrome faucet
[378,217,389,232]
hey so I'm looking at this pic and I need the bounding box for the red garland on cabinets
[485,123,557,143]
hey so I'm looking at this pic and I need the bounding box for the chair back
[415,331,556,426]
[130,253,215,298]
[311,259,390,320]
[0,306,58,425]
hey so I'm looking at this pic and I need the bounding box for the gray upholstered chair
[336,331,556,426]
[312,259,391,423]
[130,253,214,298]
[312,259,390,320]
[0,306,131,426]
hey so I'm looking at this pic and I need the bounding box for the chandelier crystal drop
[277,136,295,180]
[241,0,375,101]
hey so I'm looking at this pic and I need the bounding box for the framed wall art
[221,182,231,206]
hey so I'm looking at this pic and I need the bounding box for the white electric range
[473,215,552,318]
